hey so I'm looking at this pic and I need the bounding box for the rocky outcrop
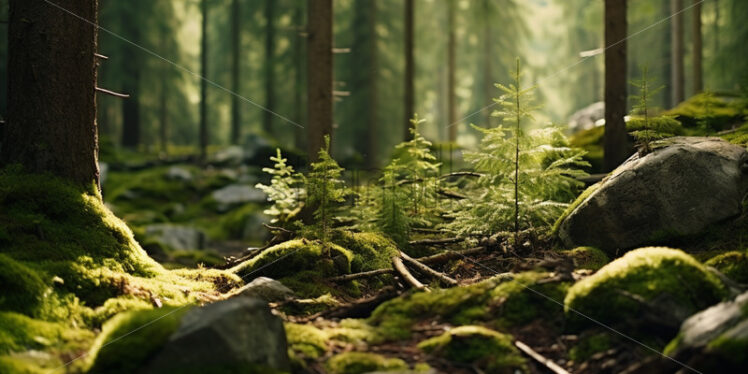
[557,137,748,255]
[139,297,290,373]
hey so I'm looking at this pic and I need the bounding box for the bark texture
[447,0,457,143]
[671,0,684,105]
[307,0,333,161]
[3,0,100,189]
[230,0,241,143]
[692,0,703,94]
[603,0,629,171]
[404,0,415,141]
[199,0,209,161]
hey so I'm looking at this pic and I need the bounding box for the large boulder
[139,297,290,373]
[557,137,748,255]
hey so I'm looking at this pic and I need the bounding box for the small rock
[568,101,605,133]
[211,184,266,210]
[144,224,205,251]
[165,166,193,182]
[238,277,294,302]
[139,298,290,373]
[212,146,245,165]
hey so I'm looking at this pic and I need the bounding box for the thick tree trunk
[159,26,168,155]
[230,0,241,143]
[293,3,306,151]
[120,1,141,150]
[353,0,378,168]
[661,0,672,108]
[307,0,333,161]
[404,0,415,141]
[671,0,684,106]
[3,0,100,189]
[263,0,276,134]
[199,0,209,161]
[447,0,457,143]
[603,0,628,171]
[692,0,703,94]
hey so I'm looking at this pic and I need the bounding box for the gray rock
[144,224,205,251]
[165,166,193,182]
[211,184,266,209]
[139,297,290,373]
[558,137,748,255]
[238,277,294,302]
[212,146,245,165]
[568,101,605,133]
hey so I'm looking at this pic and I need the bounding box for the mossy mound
[568,331,611,362]
[564,247,727,332]
[705,251,748,284]
[569,126,604,173]
[417,325,526,373]
[565,246,610,271]
[663,92,747,131]
[86,306,190,374]
[325,352,408,374]
[284,323,328,359]
[369,272,569,341]
[231,239,353,279]
[0,168,241,372]
[331,230,400,272]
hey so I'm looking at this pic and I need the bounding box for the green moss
[278,294,341,316]
[552,182,600,235]
[570,126,604,172]
[663,92,746,131]
[705,251,748,284]
[569,332,611,362]
[417,326,526,373]
[332,230,400,272]
[0,255,49,316]
[565,247,727,331]
[705,333,748,367]
[720,122,748,146]
[0,312,93,355]
[0,356,48,374]
[87,306,191,374]
[368,272,568,341]
[326,352,407,374]
[284,323,327,359]
[230,239,353,279]
[566,247,610,271]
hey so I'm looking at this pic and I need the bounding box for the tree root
[328,268,394,282]
[408,237,463,246]
[514,340,571,374]
[299,286,399,321]
[416,246,485,265]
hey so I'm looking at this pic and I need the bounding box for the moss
[705,333,748,367]
[0,356,48,374]
[331,230,400,272]
[87,306,191,374]
[705,251,748,284]
[279,294,341,316]
[0,255,49,316]
[0,312,93,355]
[230,239,353,279]
[566,247,610,271]
[720,122,748,146]
[569,332,611,362]
[564,247,727,331]
[284,323,327,359]
[552,182,600,235]
[325,352,407,374]
[417,326,526,373]
[368,272,568,341]
[570,126,604,172]
[663,92,746,131]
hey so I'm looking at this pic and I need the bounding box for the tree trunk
[3,0,100,189]
[661,0,672,108]
[159,25,168,155]
[200,0,209,161]
[120,1,141,150]
[264,0,276,134]
[404,0,415,141]
[692,0,703,94]
[603,0,628,171]
[230,0,241,143]
[482,0,493,127]
[307,0,333,161]
[293,3,306,151]
[447,0,457,143]
[671,0,684,106]
[353,0,378,168]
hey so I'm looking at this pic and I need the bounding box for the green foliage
[565,247,727,333]
[325,352,407,374]
[306,136,351,249]
[375,169,413,247]
[255,149,304,225]
[627,67,682,154]
[445,60,588,238]
[417,325,526,373]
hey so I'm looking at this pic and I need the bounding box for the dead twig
[416,246,485,265]
[399,251,458,287]
[392,256,429,292]
[514,340,570,374]
[408,237,463,246]
[328,268,394,282]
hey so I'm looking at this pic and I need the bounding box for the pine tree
[376,168,411,247]
[255,149,304,225]
[627,67,682,154]
[306,136,350,250]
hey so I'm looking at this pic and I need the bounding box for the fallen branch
[262,223,295,235]
[416,246,485,265]
[94,53,109,60]
[408,237,463,246]
[399,251,458,287]
[328,268,394,282]
[514,340,570,374]
[392,256,429,292]
[437,188,467,199]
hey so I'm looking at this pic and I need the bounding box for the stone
[212,146,245,165]
[568,101,605,133]
[144,224,205,251]
[165,166,193,182]
[139,297,290,373]
[238,277,294,302]
[557,137,748,255]
[211,184,266,210]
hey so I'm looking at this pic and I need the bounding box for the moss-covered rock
[284,323,328,359]
[565,247,727,334]
[230,239,353,280]
[87,306,190,374]
[325,352,408,374]
[705,251,748,284]
[663,92,747,131]
[417,325,526,373]
[331,230,400,272]
[569,126,605,173]
[369,272,569,341]
[565,246,610,271]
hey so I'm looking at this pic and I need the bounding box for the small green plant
[446,59,589,241]
[306,136,350,251]
[255,149,304,225]
[375,168,412,247]
[627,66,681,154]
